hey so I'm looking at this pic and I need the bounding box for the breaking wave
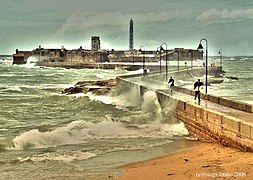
[12,120,188,150]
[13,90,189,151]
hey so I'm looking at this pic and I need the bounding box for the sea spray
[141,90,162,120]
[86,89,188,137]
[87,83,141,108]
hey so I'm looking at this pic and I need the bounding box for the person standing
[194,79,204,103]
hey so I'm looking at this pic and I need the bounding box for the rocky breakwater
[62,79,116,95]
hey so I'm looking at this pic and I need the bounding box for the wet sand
[115,142,252,180]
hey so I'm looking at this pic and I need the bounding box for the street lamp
[175,50,180,71]
[160,43,168,80]
[133,49,135,65]
[156,47,162,74]
[139,46,145,76]
[197,38,208,94]
[218,50,222,67]
[38,45,42,62]
[189,50,193,68]
[132,49,135,65]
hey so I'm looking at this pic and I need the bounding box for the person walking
[168,77,174,87]
[168,76,174,92]
[194,79,204,104]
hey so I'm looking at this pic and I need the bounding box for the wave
[13,120,186,149]
[0,84,72,94]
[12,90,189,151]
[0,139,14,151]
[12,120,139,150]
[16,150,97,163]
[86,85,141,109]
[44,73,66,77]
[0,86,23,93]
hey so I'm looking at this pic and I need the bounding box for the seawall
[116,71,253,152]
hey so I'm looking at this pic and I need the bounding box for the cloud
[52,10,184,38]
[197,8,253,23]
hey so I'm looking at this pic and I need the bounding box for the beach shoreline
[115,142,252,180]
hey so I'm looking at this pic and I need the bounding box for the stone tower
[91,36,100,51]
[129,19,134,51]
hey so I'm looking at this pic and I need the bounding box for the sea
[0,56,252,180]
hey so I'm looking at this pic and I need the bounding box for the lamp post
[175,50,180,71]
[160,43,168,80]
[139,46,145,76]
[38,45,41,62]
[156,47,162,74]
[132,49,135,65]
[189,50,193,68]
[197,38,208,94]
[218,50,222,67]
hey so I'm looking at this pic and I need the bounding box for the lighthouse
[129,19,134,52]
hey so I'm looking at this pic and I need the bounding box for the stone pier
[116,68,253,152]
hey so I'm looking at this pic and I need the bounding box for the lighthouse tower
[129,19,134,52]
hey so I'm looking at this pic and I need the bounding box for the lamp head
[197,43,204,52]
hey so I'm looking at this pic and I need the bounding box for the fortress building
[91,36,100,51]
[12,19,203,66]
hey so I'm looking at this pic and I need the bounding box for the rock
[62,86,84,94]
[62,79,116,95]
[225,76,238,80]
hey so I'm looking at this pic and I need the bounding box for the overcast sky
[1,0,253,55]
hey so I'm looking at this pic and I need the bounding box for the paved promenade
[127,74,253,124]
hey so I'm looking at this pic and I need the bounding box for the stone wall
[116,75,253,152]
[175,99,253,152]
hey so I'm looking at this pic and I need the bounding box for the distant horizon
[2,53,253,57]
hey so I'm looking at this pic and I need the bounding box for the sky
[1,0,253,56]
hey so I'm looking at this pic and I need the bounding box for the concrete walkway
[128,75,253,124]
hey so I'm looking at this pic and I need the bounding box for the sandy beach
[115,142,252,180]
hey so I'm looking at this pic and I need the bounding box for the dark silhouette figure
[194,79,204,104]
[168,77,175,93]
[168,77,174,87]
[143,68,148,76]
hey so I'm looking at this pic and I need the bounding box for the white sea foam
[2,86,23,92]
[161,122,189,136]
[241,100,253,105]
[87,92,114,105]
[46,73,65,77]
[17,150,97,163]
[26,55,38,64]
[95,73,105,79]
[13,120,139,150]
[13,118,188,150]
[126,68,145,75]
[0,74,16,77]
